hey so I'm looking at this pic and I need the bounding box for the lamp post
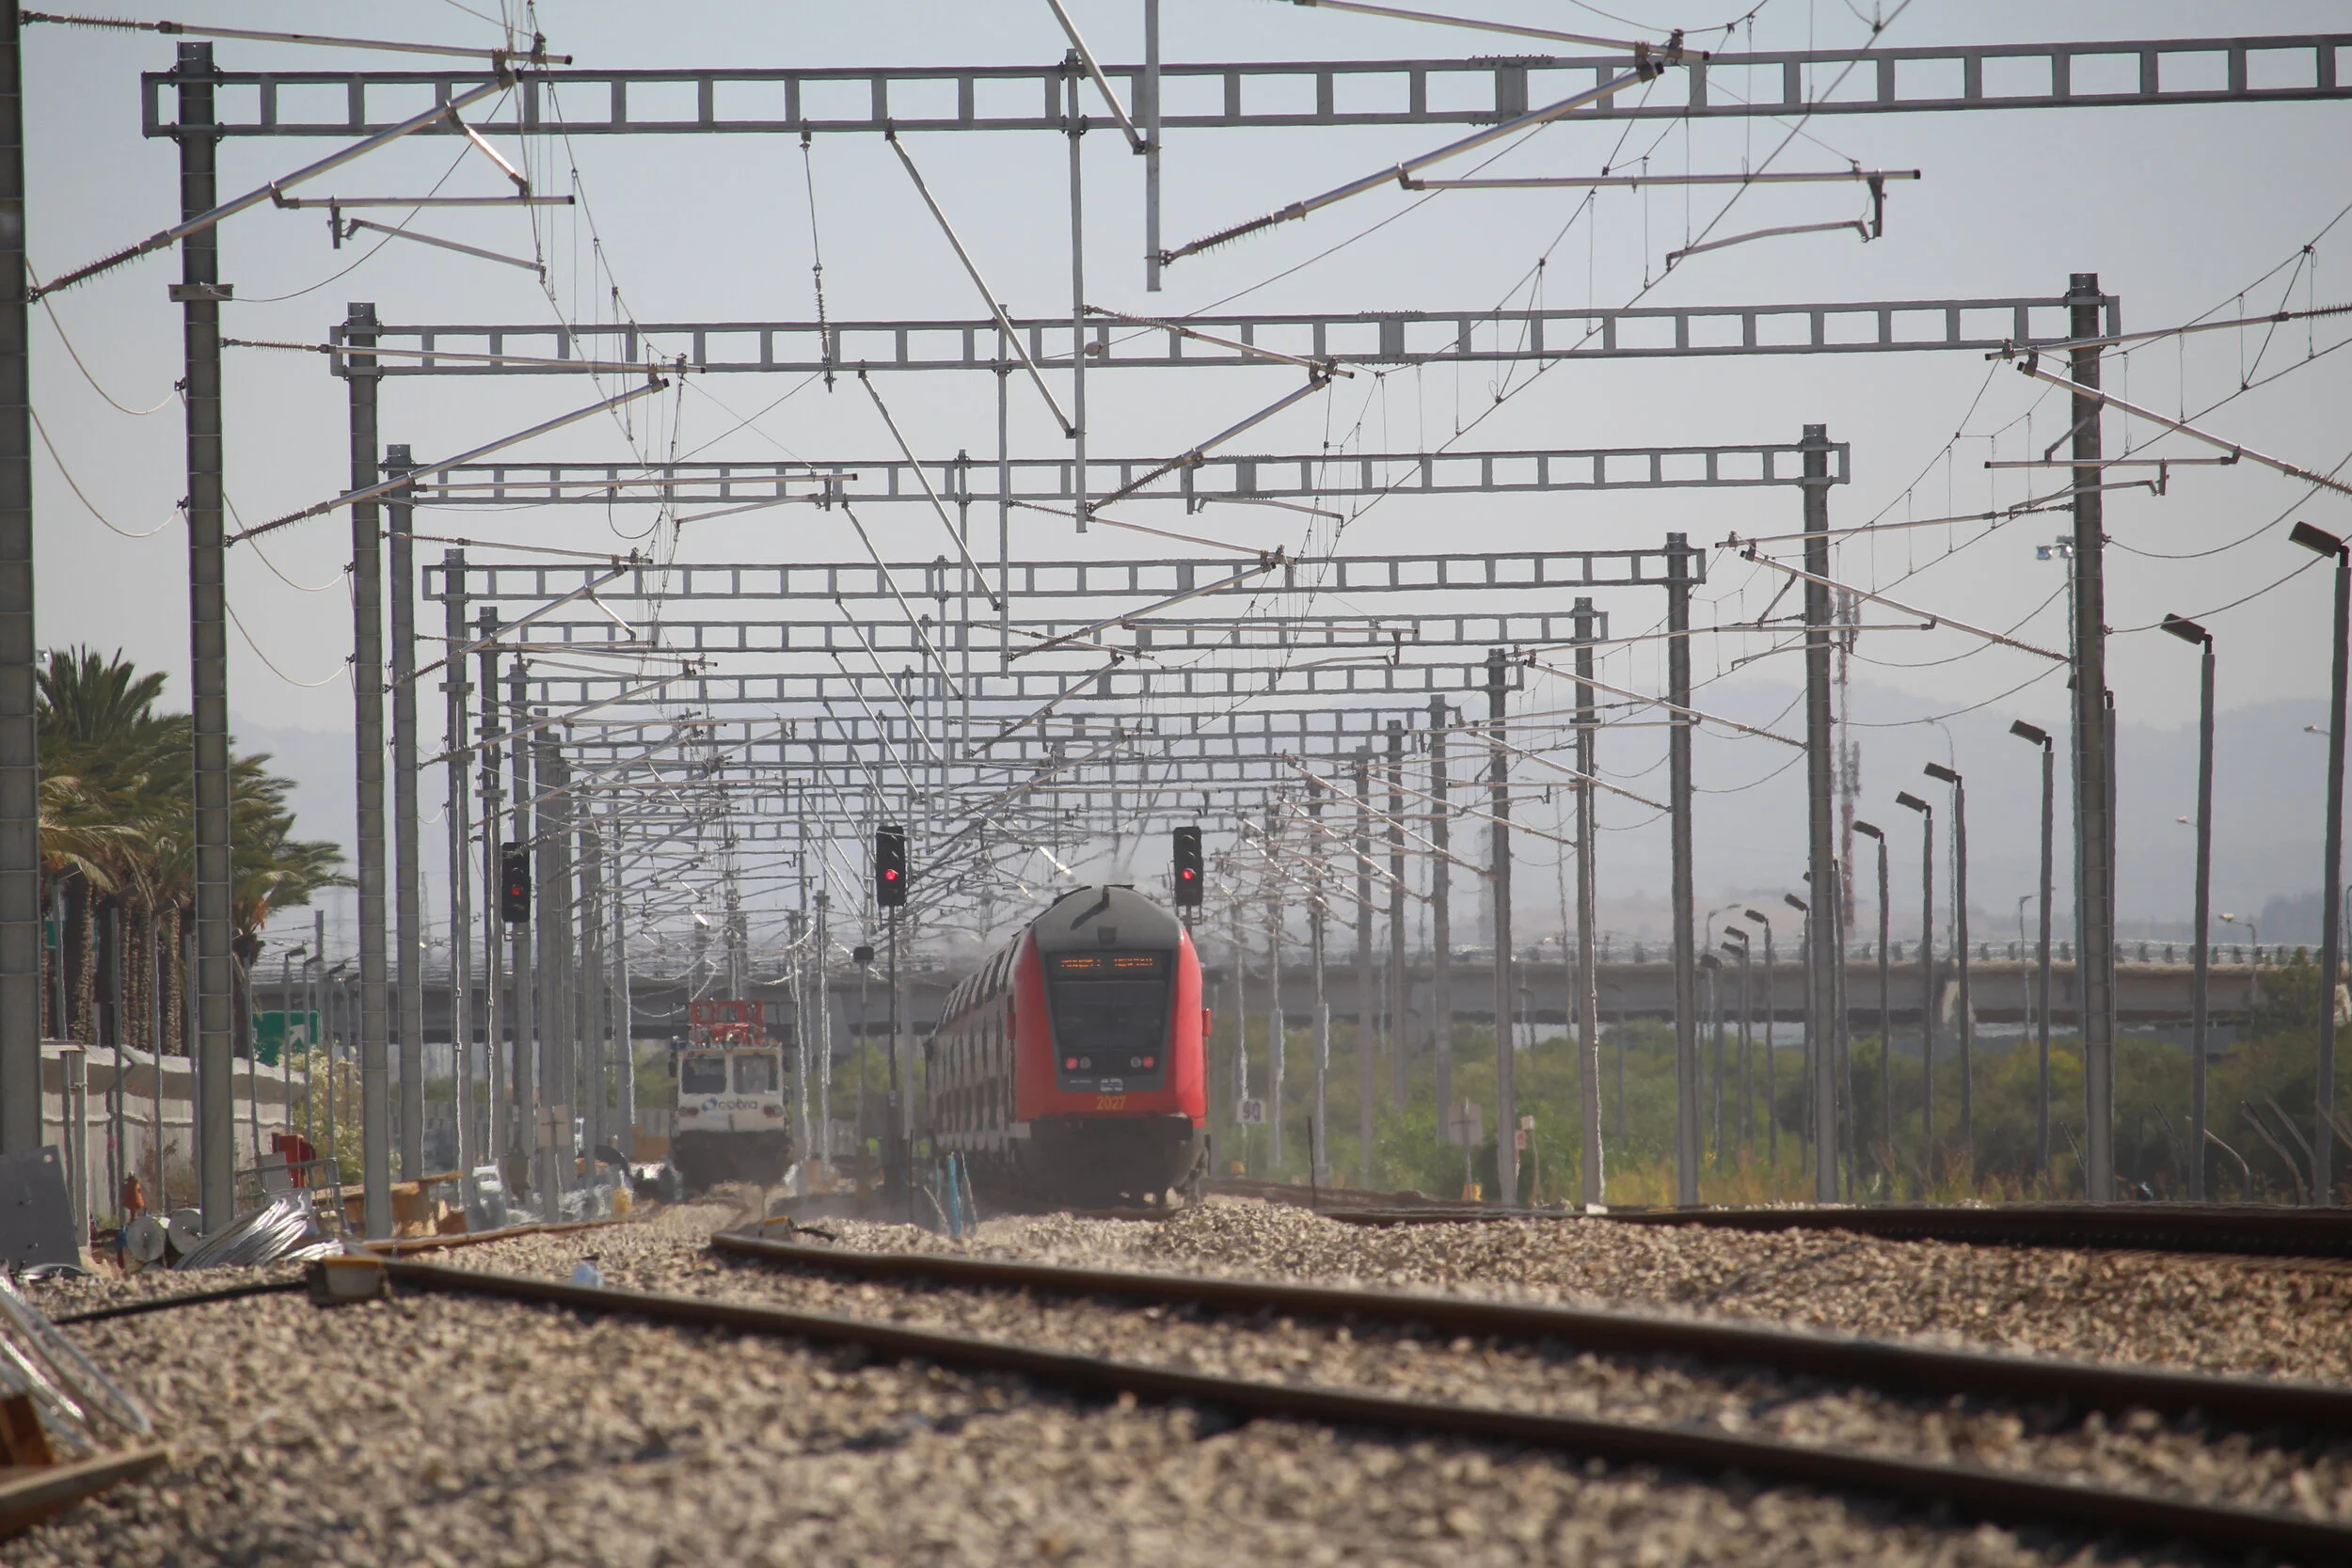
[2010,721,2056,1177]
[1700,952,1724,1167]
[1852,821,1891,1182]
[2291,520,2348,1205]
[278,943,306,1176]
[1723,927,1752,1159]
[1924,763,1972,1164]
[1896,790,1934,1185]
[1784,891,1817,1175]
[1702,901,1741,1155]
[2220,912,2259,1013]
[2162,614,2216,1201]
[1742,909,1777,1167]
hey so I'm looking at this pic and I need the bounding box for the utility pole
[1801,429,1839,1202]
[1927,761,1972,1166]
[2068,271,2118,1201]
[2010,720,2056,1180]
[344,303,391,1241]
[1354,749,1375,1187]
[175,42,238,1231]
[1898,790,1935,1185]
[385,445,424,1181]
[1266,889,1285,1172]
[1309,781,1329,1187]
[0,8,39,1157]
[580,819,605,1180]
[1666,537,1699,1206]
[476,612,505,1185]
[1385,720,1406,1109]
[1571,597,1603,1207]
[505,657,535,1201]
[440,553,473,1173]
[1426,694,1453,1126]
[1486,648,1517,1207]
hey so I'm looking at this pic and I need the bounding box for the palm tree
[37,648,348,1053]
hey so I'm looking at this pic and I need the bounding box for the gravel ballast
[10,1196,2344,1564]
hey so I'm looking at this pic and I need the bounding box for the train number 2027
[1093,1094,1128,1112]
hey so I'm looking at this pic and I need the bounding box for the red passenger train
[926,884,1209,1206]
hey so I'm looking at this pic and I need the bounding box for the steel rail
[1216,1181,2352,1259]
[346,1256,2352,1560]
[708,1229,2352,1432]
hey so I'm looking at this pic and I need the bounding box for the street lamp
[2219,912,2260,1013]
[1924,762,1973,1163]
[1699,952,1724,1166]
[1784,891,1816,1168]
[1723,927,1752,1159]
[2010,720,2057,1176]
[2163,612,2216,1200]
[1896,790,1935,1183]
[1852,820,1891,1179]
[2291,518,2348,1204]
[1742,908,1778,1168]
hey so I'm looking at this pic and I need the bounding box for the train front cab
[1013,885,1206,1204]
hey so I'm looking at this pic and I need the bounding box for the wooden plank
[0,1445,171,1540]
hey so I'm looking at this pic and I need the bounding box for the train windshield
[1046,953,1168,1053]
[733,1053,780,1095]
[680,1053,728,1094]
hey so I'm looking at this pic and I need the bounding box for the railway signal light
[875,826,908,908]
[498,843,531,923]
[1171,826,1203,907]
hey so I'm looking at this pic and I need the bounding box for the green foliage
[1212,970,2352,1206]
[38,646,348,939]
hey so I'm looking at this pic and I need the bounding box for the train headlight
[1143,1056,1156,1069]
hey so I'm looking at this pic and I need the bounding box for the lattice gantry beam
[429,546,1706,606]
[145,38,2351,139]
[412,441,1844,508]
[342,300,2115,376]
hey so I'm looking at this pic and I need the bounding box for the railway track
[1210,1179,2352,1259]
[712,1227,2352,1430]
[344,1251,2352,1560]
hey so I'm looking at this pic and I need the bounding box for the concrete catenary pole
[476,611,504,1180]
[1927,761,1972,1167]
[440,552,473,1171]
[1801,429,1839,1202]
[0,9,39,1157]
[505,657,535,1197]
[342,303,392,1240]
[2068,272,2118,1200]
[1353,750,1375,1186]
[580,820,605,1179]
[1897,790,1934,1184]
[1486,648,1517,1207]
[1265,892,1283,1170]
[1425,694,1453,1125]
[1386,721,1407,1108]
[1666,537,1700,1206]
[176,43,239,1231]
[1571,598,1603,1206]
[385,445,424,1180]
[815,889,832,1167]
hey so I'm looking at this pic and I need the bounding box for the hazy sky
[24,3,2352,953]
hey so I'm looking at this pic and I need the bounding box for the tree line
[40,648,346,1056]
